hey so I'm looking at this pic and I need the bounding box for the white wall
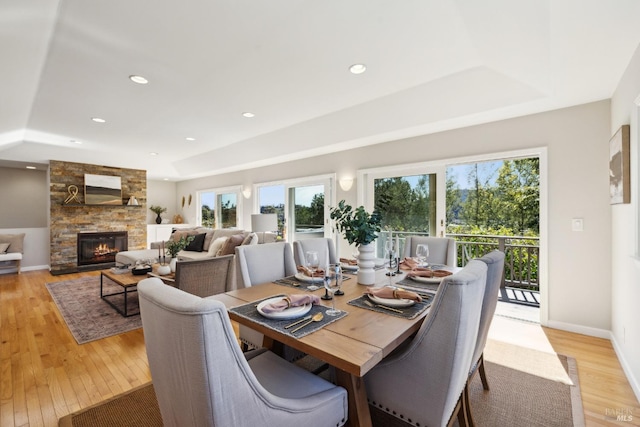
[147,179,180,224]
[176,100,612,334]
[610,42,640,400]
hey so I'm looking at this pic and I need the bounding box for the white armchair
[138,278,348,427]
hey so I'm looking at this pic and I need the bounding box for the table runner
[347,293,433,320]
[230,295,348,338]
[273,275,351,291]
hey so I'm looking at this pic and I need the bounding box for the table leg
[335,369,372,427]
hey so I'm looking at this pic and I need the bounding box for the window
[197,186,242,229]
[255,175,334,242]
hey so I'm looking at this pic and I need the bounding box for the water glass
[324,264,342,316]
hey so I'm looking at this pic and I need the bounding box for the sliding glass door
[256,175,334,242]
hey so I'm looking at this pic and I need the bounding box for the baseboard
[0,264,49,274]
[610,332,640,403]
[545,320,610,339]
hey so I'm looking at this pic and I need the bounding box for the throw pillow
[0,233,25,253]
[220,233,245,255]
[0,243,9,254]
[208,236,229,256]
[242,232,258,246]
[184,233,206,252]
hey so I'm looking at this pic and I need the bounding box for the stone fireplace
[77,231,128,267]
[49,160,147,274]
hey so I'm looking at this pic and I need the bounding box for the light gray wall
[147,179,180,224]
[0,167,50,273]
[0,167,47,228]
[176,100,612,335]
[610,41,640,400]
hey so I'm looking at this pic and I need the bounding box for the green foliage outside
[295,193,325,229]
[374,175,433,233]
[220,199,237,228]
[201,204,215,228]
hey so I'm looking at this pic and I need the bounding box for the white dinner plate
[367,294,415,308]
[340,262,359,271]
[257,297,312,320]
[295,272,324,283]
[410,275,444,284]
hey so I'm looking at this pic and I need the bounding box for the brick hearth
[49,160,147,273]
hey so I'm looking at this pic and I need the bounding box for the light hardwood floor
[1,270,639,426]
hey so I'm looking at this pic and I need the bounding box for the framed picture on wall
[609,125,630,204]
[85,174,122,205]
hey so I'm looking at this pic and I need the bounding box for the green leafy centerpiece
[330,200,382,285]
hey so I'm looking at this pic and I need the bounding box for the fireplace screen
[77,232,128,266]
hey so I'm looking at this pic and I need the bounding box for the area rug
[46,276,142,344]
[57,342,584,427]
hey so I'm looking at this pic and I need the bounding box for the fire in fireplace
[77,231,128,267]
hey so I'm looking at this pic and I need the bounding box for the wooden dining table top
[209,269,431,377]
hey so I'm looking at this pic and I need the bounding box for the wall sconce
[242,187,252,199]
[339,178,354,191]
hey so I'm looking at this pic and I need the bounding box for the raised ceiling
[1,0,640,180]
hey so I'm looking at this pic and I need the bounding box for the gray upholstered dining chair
[138,278,348,427]
[364,259,487,427]
[292,238,338,269]
[403,236,457,267]
[173,255,234,297]
[464,250,505,426]
[234,242,297,351]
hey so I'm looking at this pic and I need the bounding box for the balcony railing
[381,232,540,294]
[450,234,539,292]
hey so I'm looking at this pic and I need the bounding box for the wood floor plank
[1,269,639,426]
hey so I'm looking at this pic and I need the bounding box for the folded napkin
[297,265,325,277]
[407,268,452,278]
[339,257,358,266]
[261,294,321,313]
[400,257,419,270]
[366,287,422,302]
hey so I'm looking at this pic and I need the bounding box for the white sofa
[115,227,277,267]
[0,233,24,274]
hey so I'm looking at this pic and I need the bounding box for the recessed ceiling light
[150,152,158,156]
[242,112,255,118]
[71,140,82,144]
[129,75,149,84]
[163,178,169,181]
[185,137,196,141]
[91,117,106,123]
[349,64,367,74]
[26,166,36,170]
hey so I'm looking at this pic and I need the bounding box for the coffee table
[100,267,175,317]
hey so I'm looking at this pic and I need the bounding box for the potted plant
[330,200,382,285]
[165,235,194,272]
[149,205,167,224]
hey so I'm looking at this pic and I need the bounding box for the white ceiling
[1,0,640,180]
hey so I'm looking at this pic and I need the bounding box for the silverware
[290,312,324,333]
[284,315,312,329]
[364,300,404,314]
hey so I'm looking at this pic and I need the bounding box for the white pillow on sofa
[207,236,228,256]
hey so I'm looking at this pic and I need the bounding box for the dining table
[208,266,450,427]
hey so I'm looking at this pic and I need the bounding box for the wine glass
[385,238,396,275]
[324,264,342,316]
[415,244,429,268]
[305,251,319,277]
